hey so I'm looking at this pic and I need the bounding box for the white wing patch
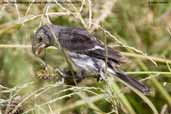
[87,45,104,51]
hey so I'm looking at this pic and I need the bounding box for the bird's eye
[38,37,43,42]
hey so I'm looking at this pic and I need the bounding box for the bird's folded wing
[85,47,124,64]
[58,27,124,64]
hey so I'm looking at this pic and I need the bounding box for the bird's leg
[95,63,105,81]
[97,74,102,81]
[97,69,106,81]
[96,67,101,81]
[99,68,106,81]
[90,58,103,82]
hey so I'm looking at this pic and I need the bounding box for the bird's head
[32,25,54,56]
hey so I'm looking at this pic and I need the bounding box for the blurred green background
[0,0,171,114]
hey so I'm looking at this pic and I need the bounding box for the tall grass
[0,0,171,114]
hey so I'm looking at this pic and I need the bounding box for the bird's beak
[33,43,46,56]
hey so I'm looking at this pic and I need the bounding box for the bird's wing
[58,27,124,64]
[58,27,97,51]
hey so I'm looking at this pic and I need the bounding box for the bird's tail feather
[108,69,150,94]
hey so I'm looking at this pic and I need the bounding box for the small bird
[32,24,150,94]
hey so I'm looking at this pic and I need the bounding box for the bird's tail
[107,69,150,94]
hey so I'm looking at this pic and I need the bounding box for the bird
[32,24,150,94]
